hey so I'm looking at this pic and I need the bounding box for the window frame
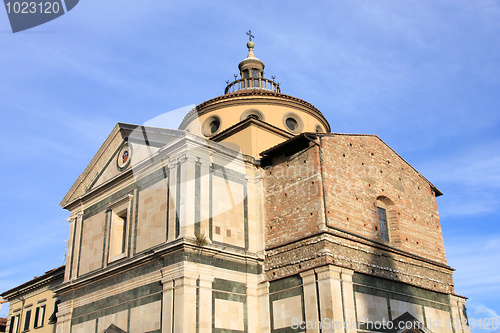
[23,309,31,331]
[33,304,46,328]
[107,194,133,263]
[377,206,390,242]
[9,314,20,333]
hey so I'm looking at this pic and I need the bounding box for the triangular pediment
[384,312,432,333]
[103,324,127,333]
[60,123,186,208]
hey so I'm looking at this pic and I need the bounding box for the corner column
[161,279,174,333]
[315,266,346,333]
[300,270,320,333]
[173,275,197,332]
[198,275,214,333]
[449,295,470,333]
[55,301,72,333]
[258,281,271,333]
[340,268,356,333]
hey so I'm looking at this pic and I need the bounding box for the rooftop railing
[224,77,281,94]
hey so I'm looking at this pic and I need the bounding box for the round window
[240,109,264,122]
[202,115,222,137]
[282,113,304,134]
[209,119,220,134]
[285,117,298,131]
[316,125,323,133]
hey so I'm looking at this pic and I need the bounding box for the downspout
[17,290,25,333]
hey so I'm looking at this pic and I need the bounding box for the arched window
[376,196,398,243]
[377,206,389,241]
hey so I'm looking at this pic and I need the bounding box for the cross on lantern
[246,30,254,41]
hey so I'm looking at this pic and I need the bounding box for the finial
[246,30,255,50]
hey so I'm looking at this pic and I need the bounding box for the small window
[243,70,250,78]
[23,310,31,331]
[285,118,298,131]
[377,207,389,241]
[209,119,220,134]
[315,125,323,133]
[251,69,259,78]
[202,116,222,137]
[110,209,128,259]
[107,195,133,262]
[240,109,264,122]
[34,304,46,328]
[282,113,304,134]
[9,314,20,333]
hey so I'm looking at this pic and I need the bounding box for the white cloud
[466,299,500,333]
[446,235,500,301]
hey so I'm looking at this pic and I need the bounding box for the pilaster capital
[257,281,270,295]
[67,211,82,223]
[174,275,197,288]
[315,265,341,281]
[299,269,316,285]
[198,275,214,289]
[161,278,175,290]
[340,268,354,282]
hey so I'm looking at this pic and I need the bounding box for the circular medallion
[117,145,131,170]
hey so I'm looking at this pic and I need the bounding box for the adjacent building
[1,266,64,333]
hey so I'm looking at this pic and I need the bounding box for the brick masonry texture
[263,134,454,295]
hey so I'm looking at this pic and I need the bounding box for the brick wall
[263,145,326,249]
[320,135,447,264]
[263,134,450,286]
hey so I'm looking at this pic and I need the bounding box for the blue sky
[0,1,499,331]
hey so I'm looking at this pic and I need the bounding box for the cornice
[179,90,331,132]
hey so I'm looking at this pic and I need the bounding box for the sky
[0,0,499,331]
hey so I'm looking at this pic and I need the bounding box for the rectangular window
[23,310,31,331]
[9,315,19,333]
[34,305,45,328]
[377,207,389,242]
[107,195,133,262]
[109,210,127,259]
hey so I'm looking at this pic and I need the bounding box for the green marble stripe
[102,211,109,267]
[175,163,181,239]
[195,161,201,236]
[71,282,162,325]
[163,251,262,275]
[269,275,302,294]
[165,167,171,243]
[353,272,449,305]
[353,285,450,312]
[212,278,246,295]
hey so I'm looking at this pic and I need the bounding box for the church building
[48,38,469,332]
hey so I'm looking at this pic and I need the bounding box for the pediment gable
[104,324,127,333]
[60,123,186,208]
